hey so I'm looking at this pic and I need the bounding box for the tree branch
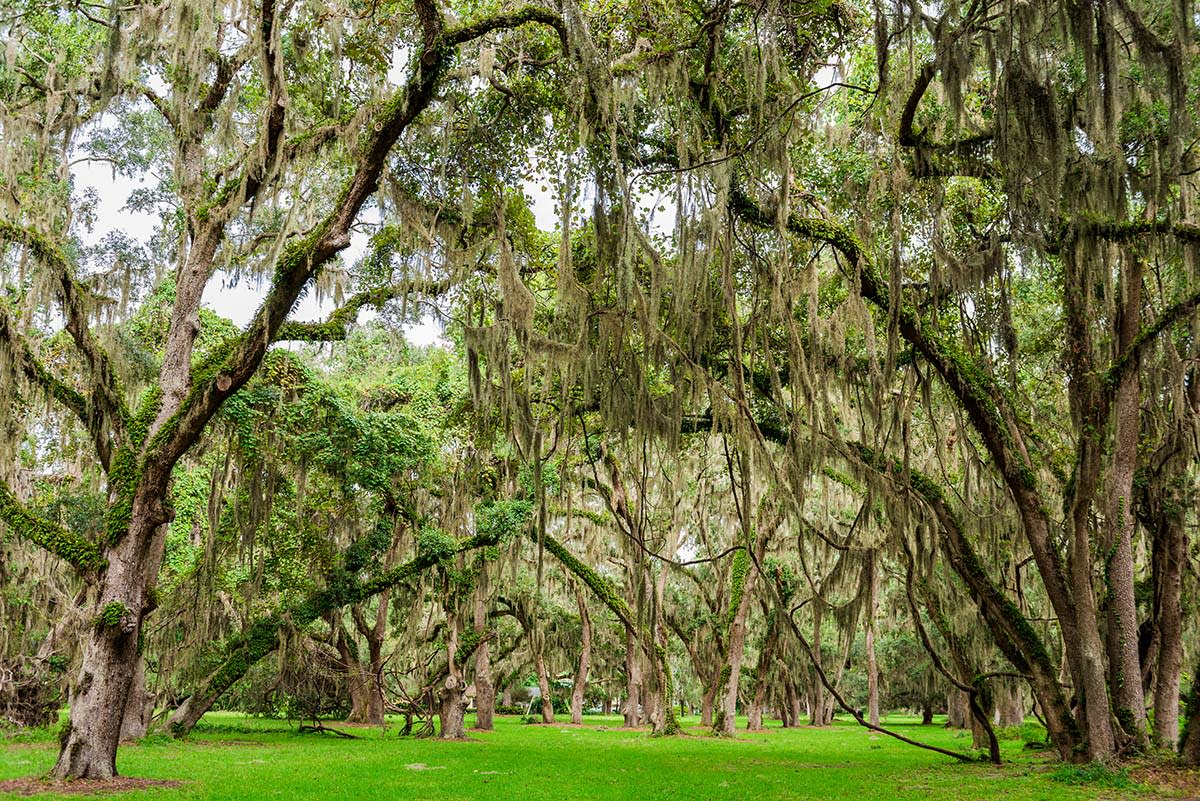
[0,479,105,572]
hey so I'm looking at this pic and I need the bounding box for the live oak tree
[0,0,575,779]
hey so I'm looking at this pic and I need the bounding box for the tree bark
[700,680,717,728]
[54,505,165,779]
[119,656,153,742]
[473,568,494,731]
[439,676,467,739]
[570,584,592,724]
[623,628,642,728]
[1105,258,1148,744]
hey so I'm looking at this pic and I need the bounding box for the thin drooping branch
[899,539,1001,763]
[758,549,977,762]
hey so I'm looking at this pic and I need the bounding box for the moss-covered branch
[1103,287,1200,391]
[275,280,450,342]
[0,303,89,431]
[532,526,680,734]
[443,5,568,51]
[848,441,1083,760]
[0,479,105,572]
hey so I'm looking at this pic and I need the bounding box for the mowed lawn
[0,713,1150,800]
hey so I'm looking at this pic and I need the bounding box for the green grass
[0,713,1145,800]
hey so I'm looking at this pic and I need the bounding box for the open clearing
[0,714,1174,801]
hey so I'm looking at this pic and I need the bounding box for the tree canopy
[1,0,1198,782]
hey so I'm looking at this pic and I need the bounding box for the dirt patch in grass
[0,777,182,796]
[1130,763,1200,799]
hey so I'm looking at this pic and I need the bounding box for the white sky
[70,159,568,347]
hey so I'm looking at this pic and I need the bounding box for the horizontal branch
[443,5,568,51]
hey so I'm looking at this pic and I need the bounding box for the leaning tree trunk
[570,584,592,724]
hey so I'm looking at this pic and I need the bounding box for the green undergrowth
[0,713,1156,800]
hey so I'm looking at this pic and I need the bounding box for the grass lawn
[0,713,1160,800]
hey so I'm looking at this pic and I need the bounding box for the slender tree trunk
[785,679,803,727]
[865,551,880,728]
[1105,259,1147,744]
[623,628,641,728]
[570,584,592,725]
[1180,664,1200,764]
[808,603,826,726]
[747,610,778,731]
[921,700,933,725]
[718,530,769,735]
[473,567,494,731]
[534,645,554,724]
[1151,509,1185,749]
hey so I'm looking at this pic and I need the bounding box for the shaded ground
[0,713,1182,800]
[0,779,180,797]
